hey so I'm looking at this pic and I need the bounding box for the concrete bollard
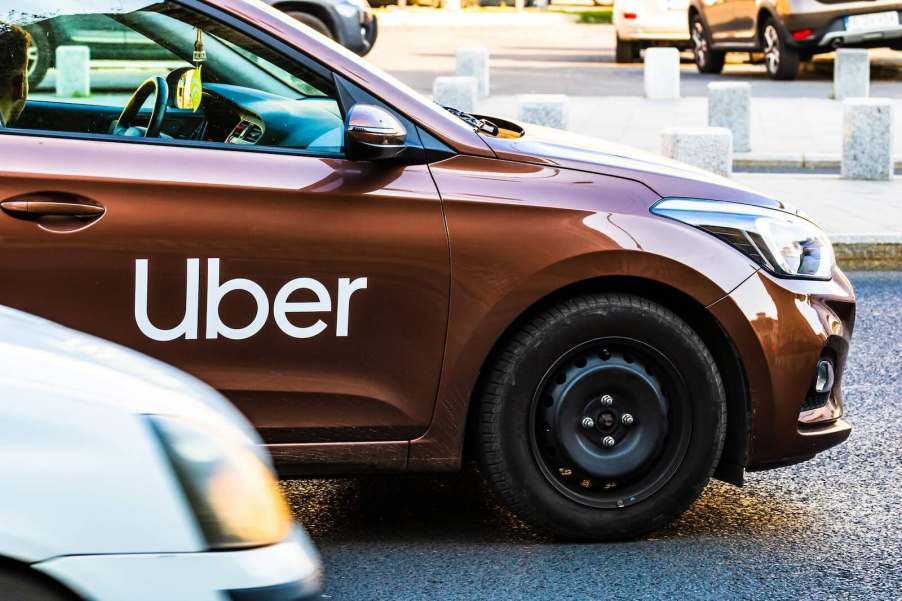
[661,127,733,177]
[842,98,893,180]
[456,47,490,98]
[834,49,870,101]
[443,0,461,9]
[644,47,680,100]
[708,82,751,153]
[55,46,90,98]
[432,76,478,113]
[517,94,570,129]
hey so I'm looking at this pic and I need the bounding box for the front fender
[408,156,758,469]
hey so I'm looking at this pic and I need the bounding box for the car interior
[12,2,346,155]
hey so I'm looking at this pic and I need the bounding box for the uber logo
[134,259,368,342]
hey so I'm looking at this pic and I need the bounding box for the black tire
[25,25,52,89]
[285,11,335,41]
[690,14,725,74]
[615,36,640,64]
[761,18,800,80]
[0,565,80,601]
[476,294,726,541]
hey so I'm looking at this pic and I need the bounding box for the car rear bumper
[32,530,322,601]
[709,268,855,470]
[781,7,902,49]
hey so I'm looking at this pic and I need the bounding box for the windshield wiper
[443,106,499,136]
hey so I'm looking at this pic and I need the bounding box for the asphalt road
[367,14,902,97]
[282,271,902,600]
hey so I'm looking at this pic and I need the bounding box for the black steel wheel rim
[528,337,693,509]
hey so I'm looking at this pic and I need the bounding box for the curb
[734,154,902,171]
[832,235,902,270]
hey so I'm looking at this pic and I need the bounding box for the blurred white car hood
[0,305,259,443]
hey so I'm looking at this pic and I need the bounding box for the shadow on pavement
[282,467,816,545]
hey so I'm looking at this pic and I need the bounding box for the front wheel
[476,294,726,540]
[762,20,800,80]
[690,15,725,74]
[25,25,52,88]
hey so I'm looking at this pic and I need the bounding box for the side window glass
[2,3,344,156]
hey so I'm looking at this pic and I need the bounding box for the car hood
[0,305,260,444]
[482,124,786,211]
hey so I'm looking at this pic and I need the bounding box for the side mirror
[345,104,408,162]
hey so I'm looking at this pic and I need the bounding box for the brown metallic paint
[0,134,450,444]
[0,0,854,478]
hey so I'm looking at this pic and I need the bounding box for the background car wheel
[762,19,800,80]
[0,566,80,601]
[286,11,335,41]
[615,36,640,64]
[476,294,726,541]
[690,15,725,74]
[25,25,52,89]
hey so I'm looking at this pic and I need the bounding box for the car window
[2,1,344,156]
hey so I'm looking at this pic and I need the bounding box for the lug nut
[559,467,573,477]
[600,394,614,407]
[602,436,616,448]
[621,413,634,426]
[580,479,592,489]
[581,417,595,430]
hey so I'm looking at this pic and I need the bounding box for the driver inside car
[0,24,30,128]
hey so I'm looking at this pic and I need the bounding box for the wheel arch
[271,1,342,41]
[0,556,84,601]
[461,274,750,486]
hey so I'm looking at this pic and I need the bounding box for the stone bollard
[443,0,461,9]
[456,47,490,98]
[432,76,478,113]
[517,94,570,129]
[55,46,91,98]
[661,127,733,177]
[644,47,680,100]
[708,82,751,153]
[842,98,893,180]
[834,49,870,101]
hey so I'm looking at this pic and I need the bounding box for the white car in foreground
[613,0,690,62]
[0,306,322,601]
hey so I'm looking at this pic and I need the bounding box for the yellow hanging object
[175,29,206,112]
[176,67,203,112]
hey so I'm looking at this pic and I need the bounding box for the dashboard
[197,83,344,152]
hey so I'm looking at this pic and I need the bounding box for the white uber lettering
[134,259,368,341]
[134,258,200,341]
[273,278,331,339]
[336,277,368,337]
[205,258,270,340]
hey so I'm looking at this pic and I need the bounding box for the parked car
[613,0,691,62]
[25,0,376,87]
[2,0,853,541]
[0,305,322,601]
[688,0,902,79]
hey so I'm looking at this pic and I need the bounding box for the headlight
[149,415,292,550]
[651,198,835,280]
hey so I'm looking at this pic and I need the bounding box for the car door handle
[1,193,106,220]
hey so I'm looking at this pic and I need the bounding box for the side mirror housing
[345,104,409,162]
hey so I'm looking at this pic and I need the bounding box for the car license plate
[845,11,899,32]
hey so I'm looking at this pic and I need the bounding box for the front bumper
[33,530,322,601]
[709,268,855,470]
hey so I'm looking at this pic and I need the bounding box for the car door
[0,5,450,447]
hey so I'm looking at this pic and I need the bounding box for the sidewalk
[476,96,902,168]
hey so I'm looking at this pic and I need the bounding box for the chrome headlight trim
[651,198,836,280]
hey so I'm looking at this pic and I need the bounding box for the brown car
[0,0,852,541]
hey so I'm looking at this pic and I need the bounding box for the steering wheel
[114,76,169,138]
